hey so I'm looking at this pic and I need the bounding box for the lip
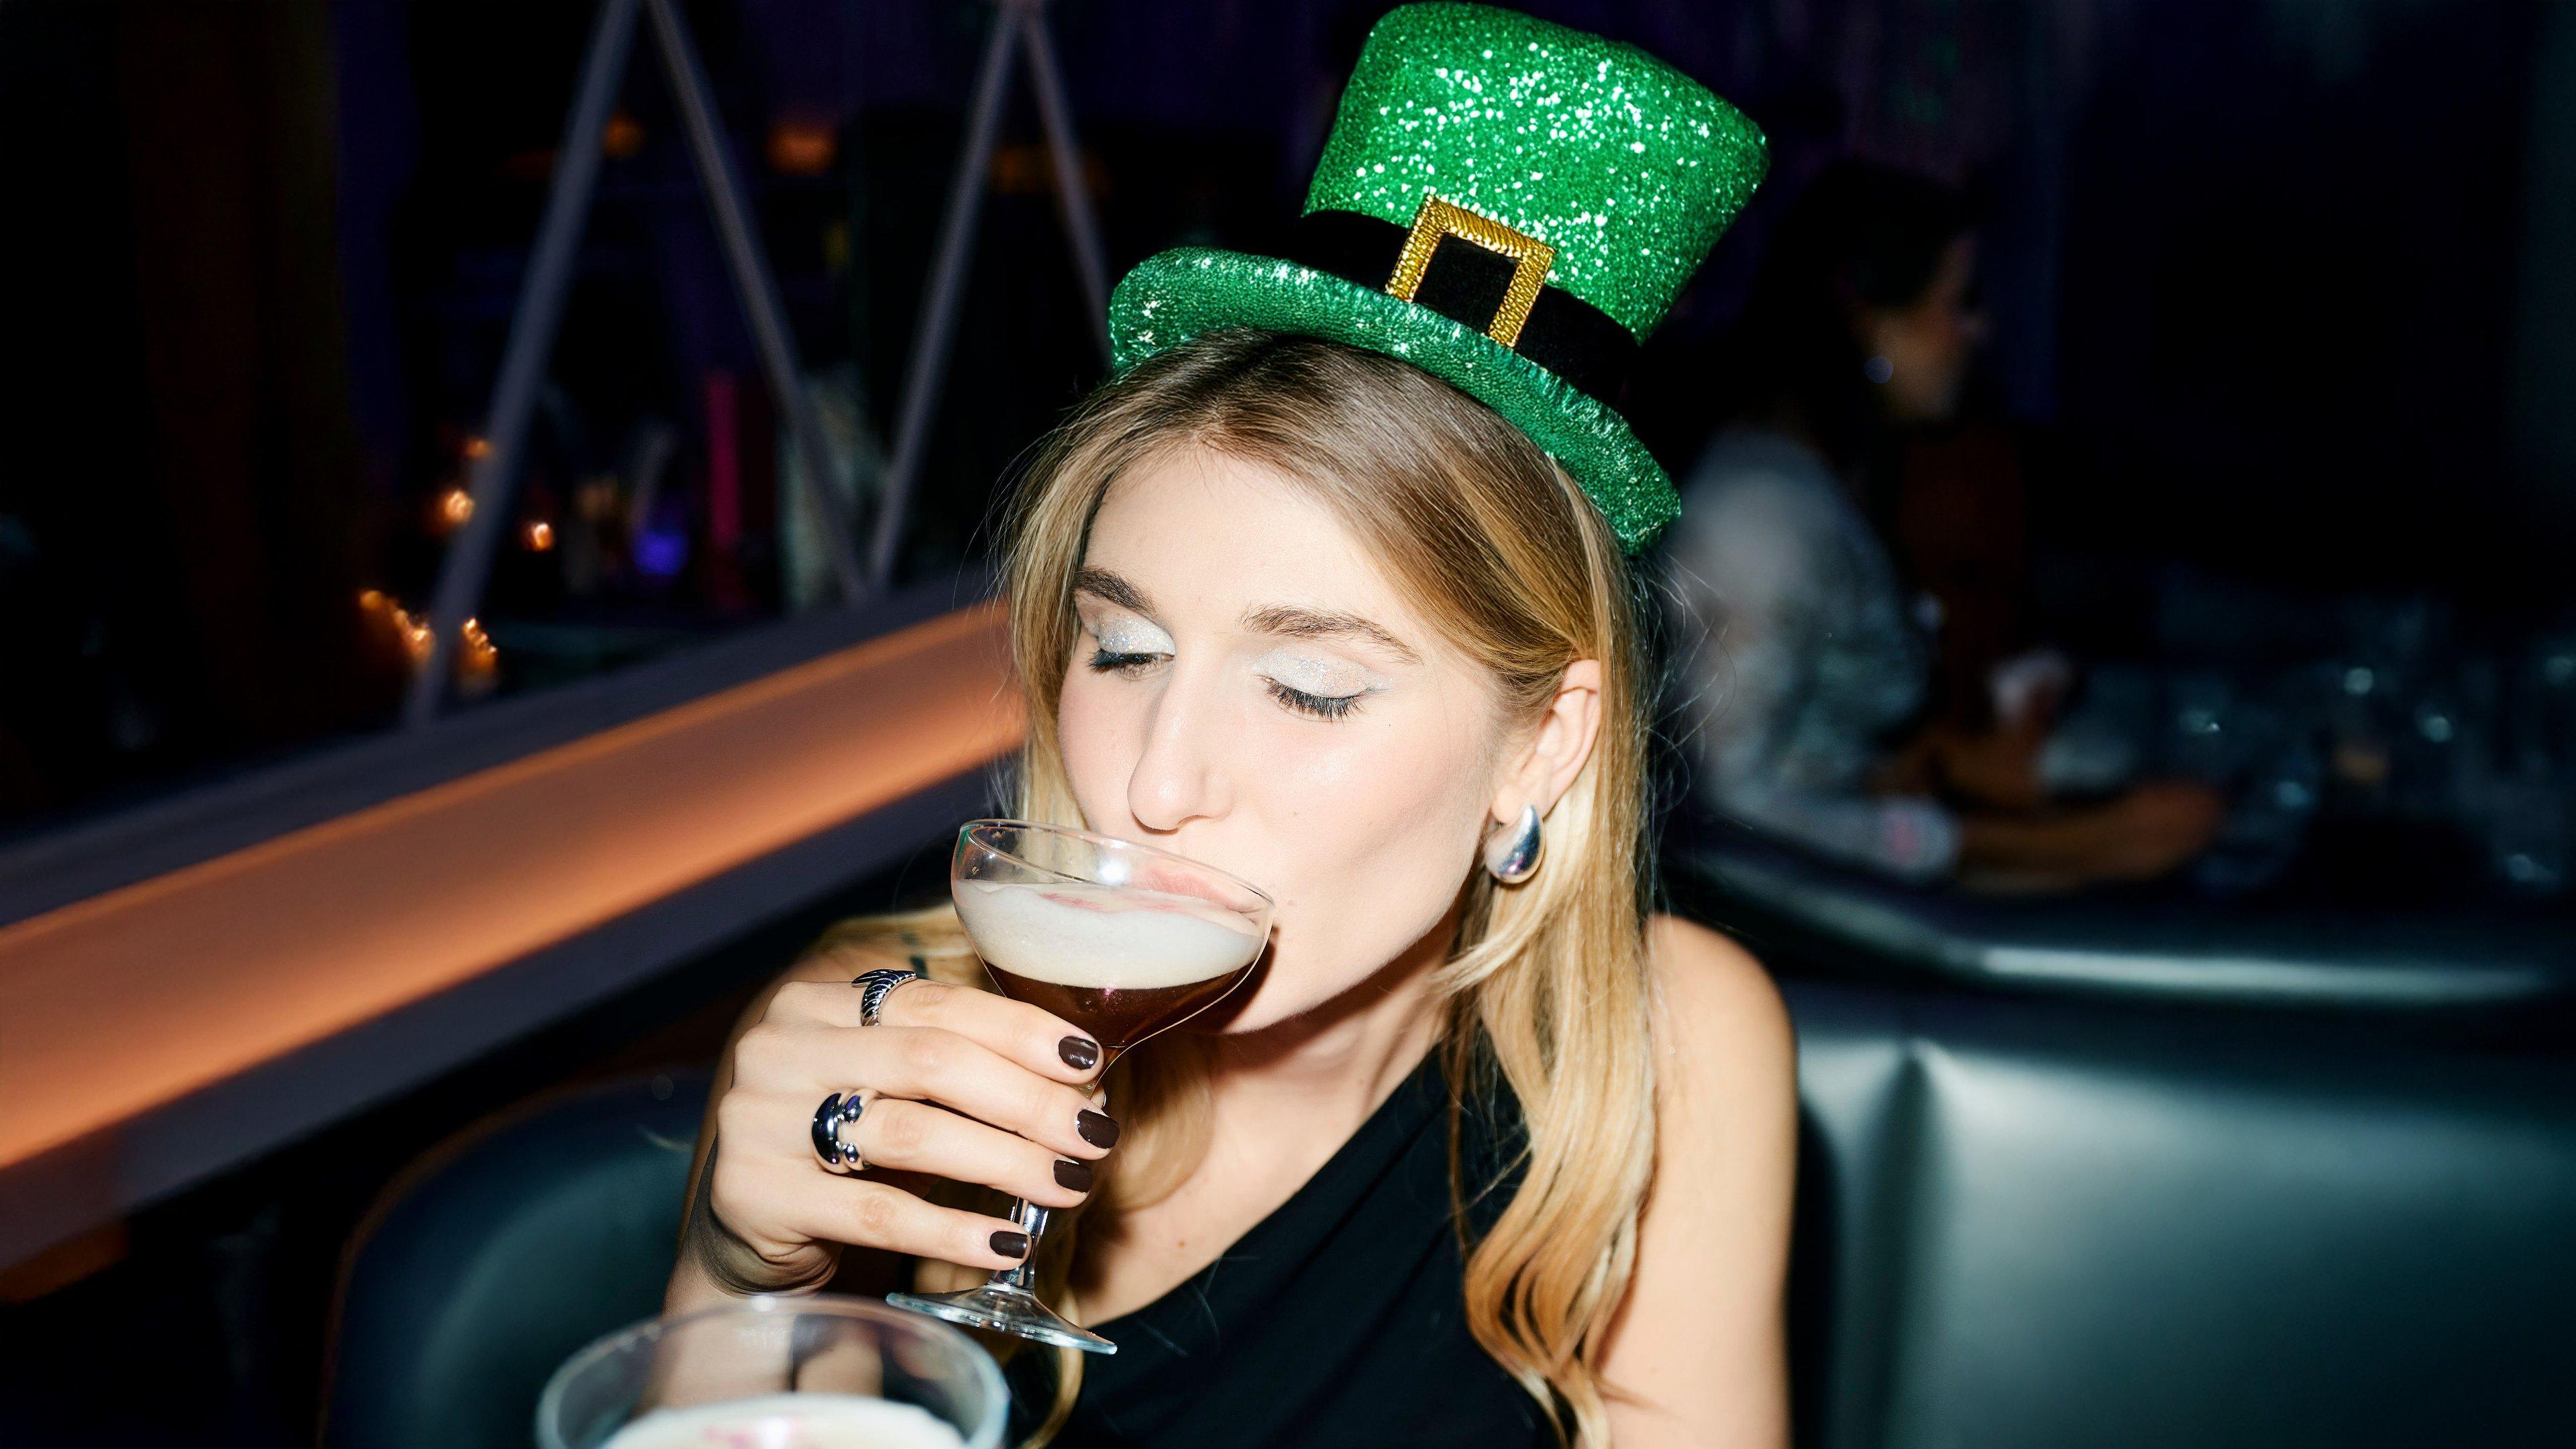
[1125,863,1236,907]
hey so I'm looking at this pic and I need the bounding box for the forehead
[1080,447,1424,636]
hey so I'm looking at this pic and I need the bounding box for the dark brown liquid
[983,963,1253,1051]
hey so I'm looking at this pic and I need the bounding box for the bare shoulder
[1646,913,1794,1079]
[1644,914,1796,1154]
[1597,916,1796,1440]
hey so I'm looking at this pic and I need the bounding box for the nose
[1126,664,1232,835]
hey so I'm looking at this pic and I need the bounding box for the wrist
[669,1220,841,1308]
[663,1248,745,1316]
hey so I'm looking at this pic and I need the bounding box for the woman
[667,9,1793,1446]
[1666,162,2220,888]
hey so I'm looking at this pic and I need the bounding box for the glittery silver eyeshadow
[1084,613,1175,658]
[1250,648,1384,702]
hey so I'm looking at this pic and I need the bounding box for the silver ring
[852,967,921,1028]
[811,1090,869,1174]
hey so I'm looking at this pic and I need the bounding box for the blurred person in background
[1664,161,2222,890]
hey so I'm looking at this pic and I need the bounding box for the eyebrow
[1242,604,1422,665]
[1075,566,1421,666]
[1074,567,1155,616]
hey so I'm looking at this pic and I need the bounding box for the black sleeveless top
[1006,1049,1550,1447]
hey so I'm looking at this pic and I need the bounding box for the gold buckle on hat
[1386,192,1556,350]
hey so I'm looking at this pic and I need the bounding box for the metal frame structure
[407,0,1109,725]
[869,0,1114,583]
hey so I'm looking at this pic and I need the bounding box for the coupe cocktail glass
[885,820,1273,1354]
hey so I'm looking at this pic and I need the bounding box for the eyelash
[1087,649,1159,676]
[1085,647,1364,722]
[1267,680,1362,721]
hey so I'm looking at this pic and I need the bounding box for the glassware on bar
[537,1295,1008,1449]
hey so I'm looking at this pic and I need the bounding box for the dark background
[2,1,2573,1443]
[4,0,2569,835]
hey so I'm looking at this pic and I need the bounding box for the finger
[852,1097,1094,1209]
[745,1022,1112,1161]
[765,977,888,1028]
[792,1176,1035,1273]
[864,1025,1117,1161]
[830,976,1105,1084]
[887,979,1105,1082]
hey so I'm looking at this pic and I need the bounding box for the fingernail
[1053,1159,1094,1192]
[990,1230,1029,1259]
[1077,1110,1121,1148]
[1058,1036,1100,1071]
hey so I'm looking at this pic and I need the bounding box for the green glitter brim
[1107,248,1680,553]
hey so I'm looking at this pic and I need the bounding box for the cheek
[1246,692,1497,990]
[1052,666,1499,1006]
[1053,669,1139,826]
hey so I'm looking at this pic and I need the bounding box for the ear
[1488,659,1603,826]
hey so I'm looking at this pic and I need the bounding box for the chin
[1200,982,1317,1035]
[1188,955,1353,1036]
[1199,1003,1297,1036]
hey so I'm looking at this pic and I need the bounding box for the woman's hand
[2080,780,2227,880]
[1955,780,2226,894]
[1921,719,2049,812]
[680,973,1116,1299]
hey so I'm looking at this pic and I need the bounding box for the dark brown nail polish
[1058,1035,1101,1071]
[1077,1110,1120,1148]
[1053,1159,1094,1192]
[990,1230,1029,1259]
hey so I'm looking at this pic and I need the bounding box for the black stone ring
[811,1091,869,1174]
[851,967,921,1028]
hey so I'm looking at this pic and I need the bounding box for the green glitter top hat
[1106,2,1767,550]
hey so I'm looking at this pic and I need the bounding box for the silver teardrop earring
[1483,804,1544,885]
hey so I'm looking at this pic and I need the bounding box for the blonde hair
[815,329,1660,1445]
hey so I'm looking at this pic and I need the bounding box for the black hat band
[1287,208,1640,407]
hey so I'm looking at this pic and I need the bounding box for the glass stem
[996,1199,1047,1291]
[990,1062,1115,1292]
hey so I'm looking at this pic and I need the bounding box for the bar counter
[0,591,1023,1269]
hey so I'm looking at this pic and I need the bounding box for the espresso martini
[891,821,1275,1353]
[953,879,1265,1053]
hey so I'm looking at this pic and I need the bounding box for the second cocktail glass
[885,820,1274,1354]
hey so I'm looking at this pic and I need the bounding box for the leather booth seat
[325,1072,710,1449]
[327,987,2576,1448]
[1788,984,2576,1449]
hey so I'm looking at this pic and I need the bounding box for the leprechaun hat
[1106,2,1766,551]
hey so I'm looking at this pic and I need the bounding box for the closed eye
[1088,648,1164,676]
[1266,678,1362,720]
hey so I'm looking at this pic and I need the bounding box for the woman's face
[1868,233,1986,423]
[1053,447,1514,1032]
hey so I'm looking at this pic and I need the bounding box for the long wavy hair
[814,328,1662,1446]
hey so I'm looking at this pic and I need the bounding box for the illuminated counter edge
[0,596,1024,1269]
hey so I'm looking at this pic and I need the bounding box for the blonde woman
[667,8,1791,1445]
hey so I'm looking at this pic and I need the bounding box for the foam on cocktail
[598,1393,969,1449]
[954,879,1263,989]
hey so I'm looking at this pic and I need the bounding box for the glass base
[887,1283,1117,1355]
